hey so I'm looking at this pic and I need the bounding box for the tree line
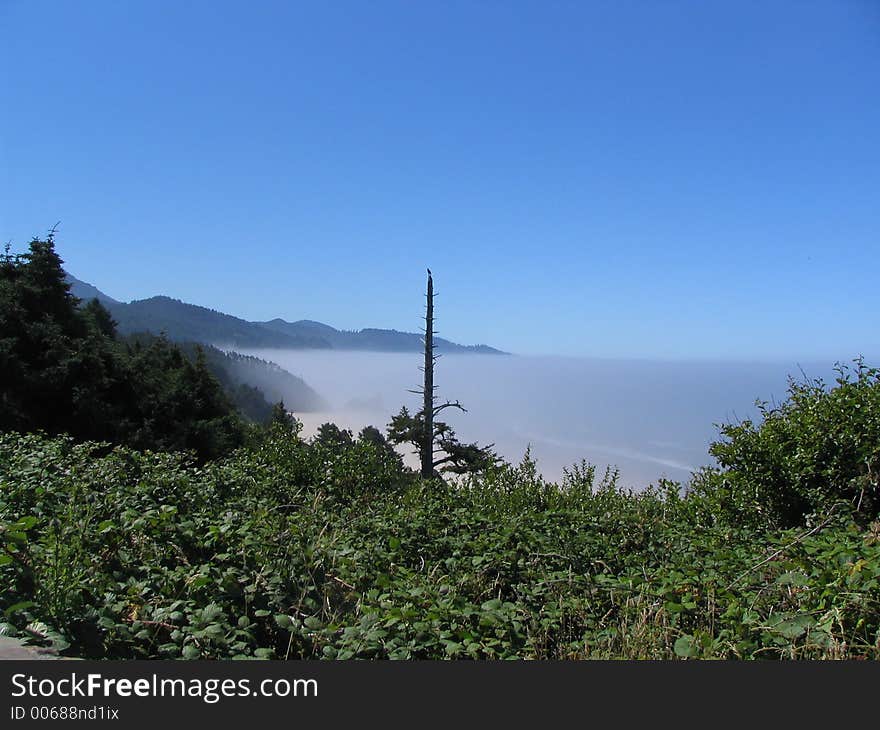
[1,233,248,461]
[0,234,498,475]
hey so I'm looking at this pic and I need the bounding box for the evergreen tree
[315,422,353,446]
[358,424,403,466]
[267,400,302,435]
[269,400,294,428]
[0,232,87,434]
[82,298,118,339]
[0,233,246,461]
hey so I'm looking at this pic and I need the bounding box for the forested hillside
[66,275,505,354]
[259,317,505,354]
[1,235,290,460]
[126,336,326,420]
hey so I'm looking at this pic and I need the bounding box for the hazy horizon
[239,349,845,487]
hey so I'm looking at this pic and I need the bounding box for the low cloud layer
[242,350,836,488]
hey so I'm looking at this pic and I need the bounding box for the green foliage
[3,428,879,660]
[387,406,501,477]
[691,359,880,527]
[1,233,92,435]
[0,234,247,461]
[268,401,298,431]
[82,298,118,339]
[357,425,403,468]
[123,339,245,460]
[124,334,325,422]
[193,346,325,414]
[315,422,354,446]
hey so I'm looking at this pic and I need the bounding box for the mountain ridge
[65,275,507,354]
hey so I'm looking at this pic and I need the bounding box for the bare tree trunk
[421,270,435,478]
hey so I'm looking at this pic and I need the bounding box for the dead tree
[422,269,434,477]
[387,269,499,479]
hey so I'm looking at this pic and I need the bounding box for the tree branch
[433,400,467,415]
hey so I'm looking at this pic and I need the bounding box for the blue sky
[1,0,878,358]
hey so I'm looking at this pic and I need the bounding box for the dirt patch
[0,636,64,660]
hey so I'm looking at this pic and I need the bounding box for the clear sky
[1,0,878,359]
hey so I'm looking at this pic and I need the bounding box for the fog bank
[242,350,837,488]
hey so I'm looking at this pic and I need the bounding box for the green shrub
[3,361,880,659]
[4,429,879,660]
[691,359,880,528]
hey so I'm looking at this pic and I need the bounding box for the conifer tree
[0,232,246,461]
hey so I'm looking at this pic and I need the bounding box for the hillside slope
[66,275,506,354]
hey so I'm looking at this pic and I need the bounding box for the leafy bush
[3,429,879,660]
[691,359,880,528]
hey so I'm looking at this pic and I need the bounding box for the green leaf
[775,572,809,587]
[4,601,36,618]
[13,516,37,531]
[674,635,699,658]
[773,621,805,639]
[772,615,813,640]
